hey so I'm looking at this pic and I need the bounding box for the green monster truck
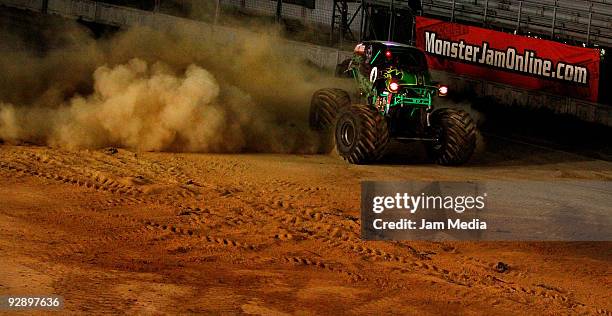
[310,41,477,165]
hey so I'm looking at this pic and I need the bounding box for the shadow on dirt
[380,137,609,168]
[377,107,611,168]
[471,104,611,167]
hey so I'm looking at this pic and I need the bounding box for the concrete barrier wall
[1,0,41,11]
[0,0,609,126]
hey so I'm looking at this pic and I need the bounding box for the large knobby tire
[309,88,351,153]
[335,104,389,164]
[427,108,477,165]
[309,88,351,130]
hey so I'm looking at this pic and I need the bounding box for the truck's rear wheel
[427,108,476,165]
[335,104,389,164]
[309,88,351,153]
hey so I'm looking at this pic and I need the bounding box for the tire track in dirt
[1,204,154,264]
[169,182,608,313]
[278,256,366,282]
[142,219,256,250]
[0,148,207,201]
[168,178,610,314]
[2,145,608,314]
[0,159,143,195]
[165,186,463,292]
[138,181,377,285]
[53,272,132,314]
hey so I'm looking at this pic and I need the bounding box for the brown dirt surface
[0,143,610,314]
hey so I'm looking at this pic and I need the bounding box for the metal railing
[421,0,612,47]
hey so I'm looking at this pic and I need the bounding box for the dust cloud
[0,17,348,153]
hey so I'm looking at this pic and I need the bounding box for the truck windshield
[373,48,428,72]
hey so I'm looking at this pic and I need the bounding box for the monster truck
[310,41,477,165]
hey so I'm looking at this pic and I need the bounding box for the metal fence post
[410,14,416,45]
[551,2,557,39]
[586,5,592,45]
[214,0,220,24]
[483,0,489,26]
[359,0,365,41]
[94,0,98,22]
[330,0,336,44]
[516,1,522,32]
[387,0,394,41]
[340,0,347,45]
[276,0,282,23]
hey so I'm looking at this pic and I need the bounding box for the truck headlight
[438,85,449,97]
[389,81,400,93]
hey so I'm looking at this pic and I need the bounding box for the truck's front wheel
[335,104,389,164]
[310,88,351,153]
[427,108,477,165]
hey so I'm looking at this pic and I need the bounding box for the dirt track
[0,142,610,314]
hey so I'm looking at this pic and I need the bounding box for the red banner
[415,17,600,102]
